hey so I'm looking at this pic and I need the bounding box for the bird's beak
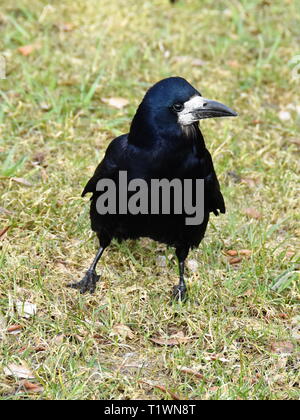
[193,97,238,120]
[178,95,237,125]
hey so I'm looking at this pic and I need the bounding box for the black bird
[69,77,237,300]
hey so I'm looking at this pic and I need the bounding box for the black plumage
[69,77,237,300]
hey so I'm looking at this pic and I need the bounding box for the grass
[0,0,299,400]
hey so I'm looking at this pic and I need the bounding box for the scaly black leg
[172,247,189,301]
[68,246,105,294]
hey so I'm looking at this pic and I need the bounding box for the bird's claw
[68,270,100,294]
[172,285,187,301]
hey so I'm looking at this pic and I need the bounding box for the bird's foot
[67,270,100,294]
[172,285,187,301]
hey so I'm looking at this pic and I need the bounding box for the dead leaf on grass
[239,249,252,256]
[229,257,242,265]
[241,177,259,188]
[277,313,289,320]
[226,249,238,256]
[59,22,75,32]
[7,324,23,334]
[101,97,129,109]
[270,341,294,354]
[177,366,204,379]
[243,207,262,219]
[111,324,134,340]
[240,289,254,297]
[139,380,181,400]
[227,60,240,68]
[208,386,219,392]
[0,207,13,215]
[0,226,10,239]
[289,138,300,147]
[21,380,44,393]
[11,177,33,187]
[18,45,35,56]
[150,331,197,346]
[4,362,34,379]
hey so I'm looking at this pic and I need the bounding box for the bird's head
[145,77,237,127]
[129,77,237,147]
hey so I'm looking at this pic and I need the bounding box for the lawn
[0,0,299,400]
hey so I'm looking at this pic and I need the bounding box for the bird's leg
[68,246,105,294]
[172,247,189,301]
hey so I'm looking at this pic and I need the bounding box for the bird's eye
[172,103,184,112]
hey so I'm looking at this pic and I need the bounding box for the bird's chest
[149,151,206,180]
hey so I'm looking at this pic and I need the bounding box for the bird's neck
[128,106,206,155]
[181,123,206,153]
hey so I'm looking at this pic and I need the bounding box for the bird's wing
[203,150,226,216]
[82,134,128,197]
[208,173,226,216]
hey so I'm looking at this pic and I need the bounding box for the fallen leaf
[172,55,190,64]
[153,384,181,400]
[53,334,64,345]
[34,345,47,352]
[150,331,197,346]
[139,380,181,400]
[177,366,203,379]
[243,207,262,219]
[7,324,23,334]
[111,324,134,340]
[241,177,258,187]
[0,226,10,239]
[191,58,206,67]
[241,289,254,297]
[0,207,13,215]
[289,138,300,146]
[101,97,129,109]
[59,22,75,32]
[21,380,44,393]
[229,257,242,265]
[11,177,33,187]
[4,362,34,379]
[226,249,238,257]
[270,341,294,354]
[239,249,252,256]
[18,45,35,56]
[227,60,240,68]
[286,250,295,258]
[277,313,288,319]
[15,301,37,318]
